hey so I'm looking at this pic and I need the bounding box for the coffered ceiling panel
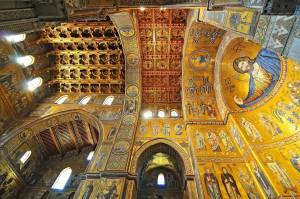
[39,19,125,94]
[135,9,188,104]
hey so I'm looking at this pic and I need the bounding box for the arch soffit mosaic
[214,32,242,118]
[1,109,104,152]
[130,138,194,177]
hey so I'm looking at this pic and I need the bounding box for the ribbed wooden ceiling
[37,120,99,156]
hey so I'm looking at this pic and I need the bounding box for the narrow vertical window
[87,151,94,161]
[103,96,114,105]
[170,110,178,117]
[158,110,165,118]
[143,110,153,119]
[55,95,68,104]
[16,55,35,67]
[27,77,43,91]
[79,96,91,105]
[20,151,31,164]
[157,173,165,186]
[4,33,26,43]
[51,167,72,190]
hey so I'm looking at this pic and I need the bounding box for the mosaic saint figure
[207,131,221,152]
[288,81,300,106]
[219,130,235,152]
[230,124,245,149]
[221,167,241,199]
[233,48,282,108]
[241,118,263,142]
[265,155,296,192]
[252,162,276,199]
[290,153,300,172]
[273,102,299,130]
[204,168,222,199]
[152,125,159,136]
[259,114,282,137]
[162,124,170,136]
[195,131,206,150]
[238,171,259,199]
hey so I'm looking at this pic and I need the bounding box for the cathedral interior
[0,0,300,199]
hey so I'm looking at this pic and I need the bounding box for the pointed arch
[130,138,194,177]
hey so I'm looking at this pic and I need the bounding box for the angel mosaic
[219,130,235,152]
[259,113,282,137]
[290,153,300,172]
[273,102,299,131]
[265,155,296,193]
[207,131,221,152]
[241,118,263,142]
[238,170,259,199]
[230,124,245,149]
[195,131,206,150]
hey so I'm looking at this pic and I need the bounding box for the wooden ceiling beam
[66,121,80,152]
[49,127,64,155]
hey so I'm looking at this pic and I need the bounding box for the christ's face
[237,60,250,72]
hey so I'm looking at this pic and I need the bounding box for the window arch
[20,151,31,164]
[170,110,178,117]
[16,55,35,67]
[27,77,43,91]
[79,96,91,105]
[4,33,26,43]
[55,95,68,104]
[157,173,165,185]
[51,167,72,190]
[103,96,114,105]
[158,110,165,118]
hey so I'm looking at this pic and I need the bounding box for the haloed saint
[233,49,283,108]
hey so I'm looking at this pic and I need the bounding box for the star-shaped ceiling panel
[136,9,188,104]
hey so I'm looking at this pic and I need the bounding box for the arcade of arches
[0,1,300,199]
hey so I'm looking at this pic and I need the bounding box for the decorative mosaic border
[105,12,142,171]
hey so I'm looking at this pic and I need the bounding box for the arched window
[143,110,153,119]
[103,96,114,105]
[20,151,31,164]
[27,77,43,91]
[55,95,68,104]
[157,173,165,186]
[79,96,91,105]
[16,55,35,67]
[4,33,26,43]
[158,110,165,118]
[170,110,178,117]
[51,167,72,190]
[87,151,94,161]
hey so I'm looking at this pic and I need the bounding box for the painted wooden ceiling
[135,9,188,104]
[37,120,99,156]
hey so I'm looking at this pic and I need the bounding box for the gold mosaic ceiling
[135,9,188,104]
[39,20,125,94]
